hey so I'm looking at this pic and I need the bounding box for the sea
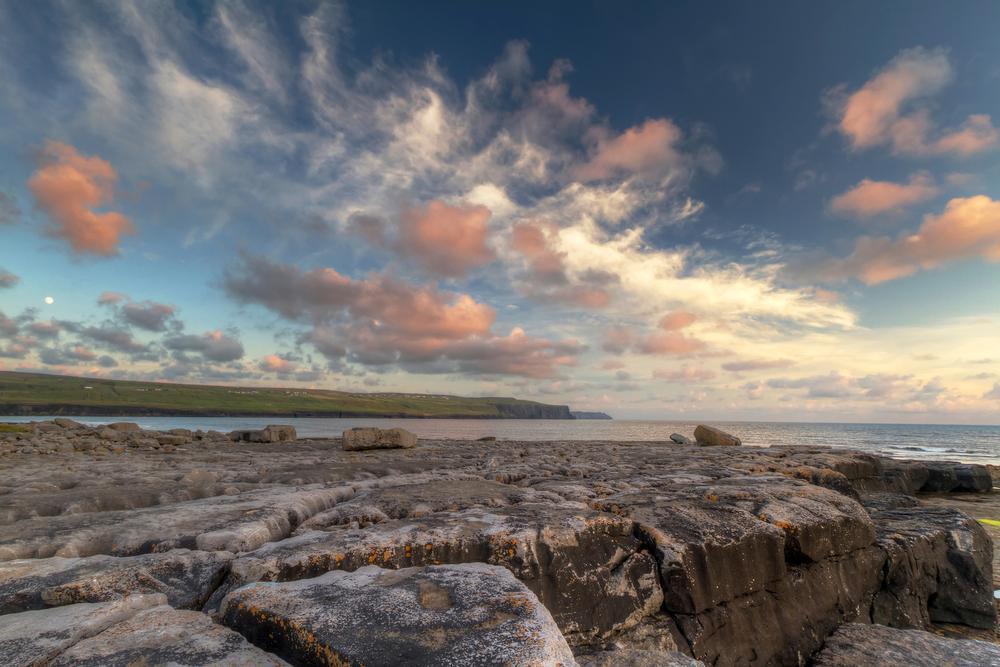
[3,416,1000,465]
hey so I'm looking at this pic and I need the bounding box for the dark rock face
[812,623,1000,666]
[869,505,995,629]
[571,411,613,420]
[494,402,573,419]
[219,564,575,666]
[0,431,995,666]
[921,461,994,492]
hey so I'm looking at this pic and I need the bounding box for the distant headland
[0,371,578,419]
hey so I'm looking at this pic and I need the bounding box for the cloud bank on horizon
[0,1,998,422]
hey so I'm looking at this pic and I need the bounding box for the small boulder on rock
[670,433,693,445]
[228,425,297,443]
[53,418,86,430]
[342,427,417,451]
[694,424,741,447]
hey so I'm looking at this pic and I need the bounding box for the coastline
[1,420,997,665]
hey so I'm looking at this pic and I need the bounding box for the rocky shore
[1,420,998,666]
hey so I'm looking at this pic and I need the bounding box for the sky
[1,1,999,423]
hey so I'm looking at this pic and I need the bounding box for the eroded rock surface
[0,422,996,665]
[812,622,1000,666]
[220,564,575,666]
[341,426,417,451]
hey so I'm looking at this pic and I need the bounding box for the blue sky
[1,1,999,422]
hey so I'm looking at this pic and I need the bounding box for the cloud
[653,365,716,382]
[658,311,697,331]
[120,300,177,332]
[722,358,795,372]
[164,330,245,362]
[260,353,297,374]
[396,201,495,278]
[76,324,149,355]
[574,118,693,181]
[509,220,613,308]
[0,191,19,225]
[815,196,1000,284]
[984,383,1000,400]
[225,254,581,377]
[768,372,855,398]
[831,47,997,156]
[829,172,938,219]
[28,140,134,255]
[0,268,18,288]
[602,325,707,357]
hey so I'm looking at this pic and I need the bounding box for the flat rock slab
[342,427,417,451]
[812,623,1000,667]
[0,549,233,614]
[0,486,355,560]
[577,648,703,666]
[0,593,165,667]
[222,503,662,641]
[49,605,287,666]
[220,563,576,666]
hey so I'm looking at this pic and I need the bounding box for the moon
[43,296,54,305]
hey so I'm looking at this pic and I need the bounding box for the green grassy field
[0,371,570,418]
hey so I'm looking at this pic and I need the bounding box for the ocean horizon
[5,415,1000,465]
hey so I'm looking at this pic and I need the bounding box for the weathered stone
[106,422,140,433]
[693,424,741,447]
[53,418,86,430]
[0,486,355,560]
[0,549,232,614]
[155,433,189,446]
[221,504,662,642]
[921,461,993,493]
[870,505,995,629]
[96,428,125,442]
[669,433,693,445]
[220,564,576,666]
[167,428,194,438]
[49,605,287,666]
[342,427,417,451]
[812,623,1000,667]
[577,648,703,666]
[228,425,297,444]
[0,594,165,667]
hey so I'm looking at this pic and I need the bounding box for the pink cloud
[832,48,997,156]
[510,221,612,308]
[260,354,297,374]
[398,201,495,278]
[602,325,706,357]
[658,311,697,331]
[829,172,938,218]
[28,141,134,255]
[636,331,705,355]
[819,196,1000,284]
[574,118,685,181]
[224,255,581,378]
[722,358,795,373]
[653,365,716,381]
